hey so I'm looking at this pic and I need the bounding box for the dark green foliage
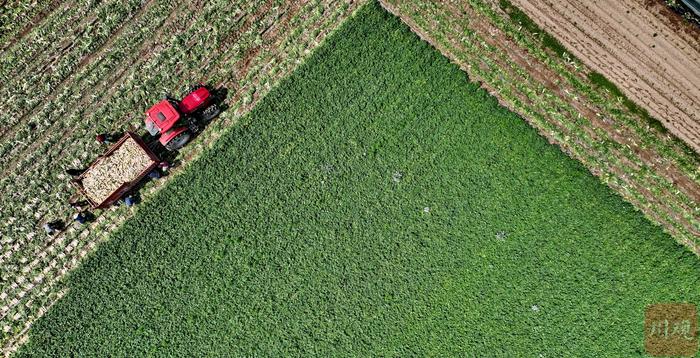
[18,3,700,357]
[587,72,668,134]
[498,0,570,57]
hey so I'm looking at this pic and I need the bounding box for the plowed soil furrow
[444,1,700,208]
[510,0,700,153]
[451,1,700,237]
[532,0,700,135]
[487,0,700,211]
[595,0,699,87]
[520,3,688,115]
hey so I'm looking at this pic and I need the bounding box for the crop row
[490,0,699,178]
[379,0,699,253]
[481,0,700,234]
[0,0,148,138]
[474,0,700,231]
[1,0,363,352]
[2,0,340,342]
[0,0,270,328]
[0,0,326,245]
[0,0,299,239]
[0,0,104,87]
[0,0,185,267]
[0,0,62,55]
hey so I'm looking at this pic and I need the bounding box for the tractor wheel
[200,104,220,121]
[187,117,200,134]
[164,131,191,151]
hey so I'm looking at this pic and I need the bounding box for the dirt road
[510,0,700,152]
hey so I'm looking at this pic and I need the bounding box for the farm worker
[157,161,171,172]
[96,133,115,144]
[42,223,55,236]
[73,212,88,225]
[65,168,85,177]
[124,195,136,207]
[42,220,64,236]
[148,169,162,179]
[69,200,89,210]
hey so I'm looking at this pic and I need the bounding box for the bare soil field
[380,0,700,254]
[0,0,364,355]
[511,0,700,152]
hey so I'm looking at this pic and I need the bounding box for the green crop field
[379,0,700,253]
[17,3,700,356]
[0,1,362,348]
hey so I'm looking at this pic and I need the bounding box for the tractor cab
[145,99,189,150]
[145,100,181,135]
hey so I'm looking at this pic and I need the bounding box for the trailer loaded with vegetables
[72,85,221,208]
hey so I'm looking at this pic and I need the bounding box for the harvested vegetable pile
[81,138,154,204]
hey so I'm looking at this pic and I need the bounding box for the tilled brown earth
[380,0,700,254]
[511,0,700,152]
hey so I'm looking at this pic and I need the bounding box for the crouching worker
[73,211,93,225]
[123,194,137,207]
[148,169,162,179]
[69,200,90,210]
[95,133,117,144]
[42,220,64,236]
[66,168,86,177]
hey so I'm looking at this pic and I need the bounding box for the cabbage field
[0,0,363,351]
[379,0,700,253]
[16,3,700,356]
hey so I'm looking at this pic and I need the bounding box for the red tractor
[144,84,220,151]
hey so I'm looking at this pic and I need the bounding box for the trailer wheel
[200,104,220,122]
[165,131,191,151]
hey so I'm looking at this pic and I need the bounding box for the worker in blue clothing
[148,169,162,179]
[74,212,88,225]
[123,194,137,207]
